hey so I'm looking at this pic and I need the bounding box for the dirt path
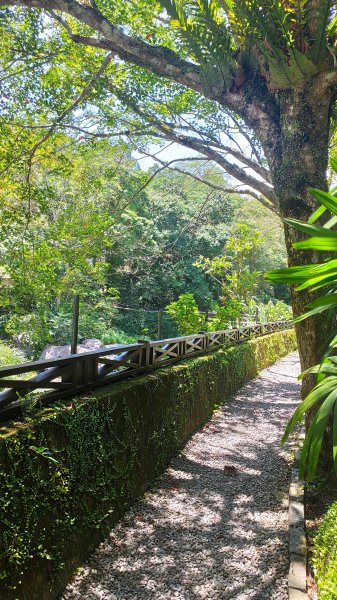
[62,352,300,600]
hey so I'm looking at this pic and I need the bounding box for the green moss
[0,329,296,600]
[312,501,337,599]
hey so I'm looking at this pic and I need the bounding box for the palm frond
[230,0,317,88]
[307,0,334,65]
[158,0,237,95]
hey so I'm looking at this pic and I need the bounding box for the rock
[39,338,105,361]
[78,338,104,352]
[40,344,71,361]
[288,589,307,600]
[12,333,32,356]
[223,464,238,475]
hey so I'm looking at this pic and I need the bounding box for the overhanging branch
[127,150,277,213]
[0,0,203,93]
[109,88,278,209]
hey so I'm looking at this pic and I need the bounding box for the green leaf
[293,304,337,323]
[308,188,337,216]
[308,0,333,64]
[299,413,317,478]
[296,270,337,291]
[299,362,337,378]
[323,215,337,229]
[333,401,337,476]
[281,377,337,445]
[284,218,337,238]
[309,204,327,224]
[330,156,337,173]
[293,237,337,251]
[266,264,323,283]
[307,294,337,310]
[307,389,337,481]
[288,48,318,80]
[301,272,337,292]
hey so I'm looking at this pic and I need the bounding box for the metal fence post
[71,294,80,355]
[157,308,163,339]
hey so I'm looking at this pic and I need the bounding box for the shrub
[266,161,337,482]
[166,294,206,334]
[0,341,26,367]
[207,300,242,330]
[312,501,337,599]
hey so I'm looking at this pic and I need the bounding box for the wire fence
[69,299,273,352]
[0,295,287,361]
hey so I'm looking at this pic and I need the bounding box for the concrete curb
[288,431,308,600]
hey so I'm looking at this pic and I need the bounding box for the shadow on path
[62,352,300,600]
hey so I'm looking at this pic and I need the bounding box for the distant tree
[1,0,337,375]
[196,223,263,306]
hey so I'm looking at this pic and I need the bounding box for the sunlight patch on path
[62,352,300,600]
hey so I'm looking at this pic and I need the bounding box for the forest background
[0,7,292,360]
[0,136,290,359]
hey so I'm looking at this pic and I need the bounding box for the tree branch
[0,0,202,92]
[127,152,277,213]
[111,89,278,208]
[0,0,284,177]
[230,115,264,166]
[0,0,281,134]
[28,51,113,159]
[0,51,113,189]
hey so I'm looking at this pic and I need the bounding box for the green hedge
[0,329,296,600]
[312,501,337,599]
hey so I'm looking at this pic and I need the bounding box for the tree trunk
[266,83,334,394]
[251,80,336,474]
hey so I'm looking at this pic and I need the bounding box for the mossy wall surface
[0,329,296,600]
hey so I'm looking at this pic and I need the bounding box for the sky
[133,142,199,170]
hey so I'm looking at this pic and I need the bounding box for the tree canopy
[1,0,336,218]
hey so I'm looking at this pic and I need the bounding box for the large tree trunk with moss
[266,85,333,395]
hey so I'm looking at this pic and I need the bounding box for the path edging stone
[288,430,308,600]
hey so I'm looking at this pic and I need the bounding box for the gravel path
[62,352,300,600]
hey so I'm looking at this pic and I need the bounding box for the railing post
[179,339,186,357]
[138,340,151,368]
[199,331,208,351]
[72,358,83,388]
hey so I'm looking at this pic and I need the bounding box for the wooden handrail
[0,320,292,422]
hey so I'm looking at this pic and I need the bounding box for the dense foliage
[0,341,26,367]
[1,0,337,386]
[312,501,337,599]
[0,133,288,357]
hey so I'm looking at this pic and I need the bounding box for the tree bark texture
[266,83,334,395]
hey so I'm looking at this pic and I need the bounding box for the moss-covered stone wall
[0,330,296,600]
